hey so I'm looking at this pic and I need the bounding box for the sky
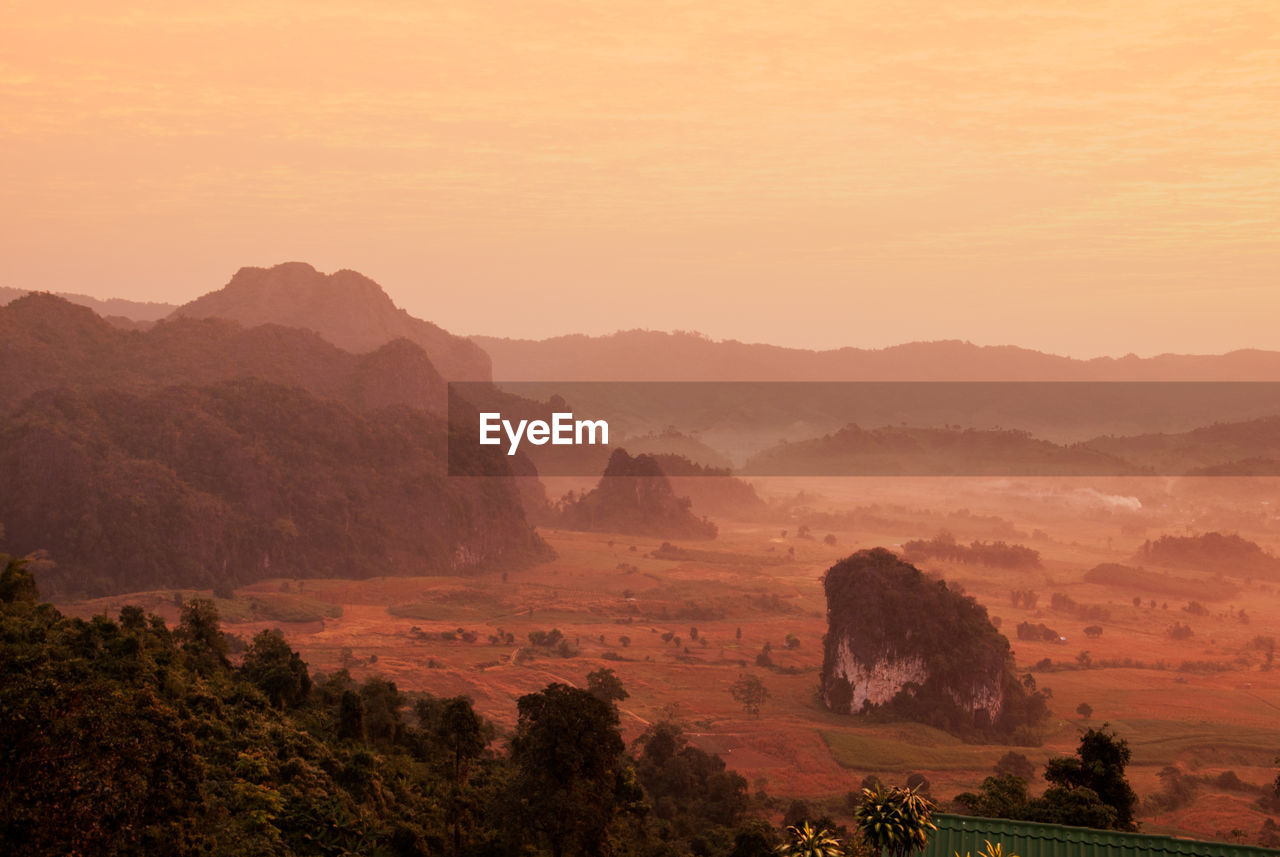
[3,1,1277,356]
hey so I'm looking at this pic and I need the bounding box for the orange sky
[3,1,1277,356]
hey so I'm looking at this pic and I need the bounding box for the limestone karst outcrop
[821,548,1046,738]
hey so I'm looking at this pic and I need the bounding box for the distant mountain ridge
[13,269,1280,382]
[744,425,1144,476]
[0,285,176,325]
[473,330,1280,381]
[173,262,491,381]
[0,293,448,416]
[741,418,1280,477]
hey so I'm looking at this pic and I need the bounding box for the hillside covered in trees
[1135,532,1280,578]
[648,454,769,520]
[555,449,718,539]
[0,294,546,598]
[0,381,548,597]
[745,425,1139,476]
[0,560,772,857]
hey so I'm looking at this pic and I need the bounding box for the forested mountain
[744,425,1140,476]
[0,381,547,597]
[648,454,769,520]
[0,294,544,597]
[742,419,1280,477]
[172,262,491,382]
[0,293,449,416]
[1084,416,1280,475]
[555,450,718,539]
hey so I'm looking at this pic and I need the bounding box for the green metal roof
[921,814,1280,857]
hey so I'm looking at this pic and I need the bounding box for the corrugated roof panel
[920,814,1280,857]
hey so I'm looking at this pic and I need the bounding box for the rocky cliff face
[821,548,1014,735]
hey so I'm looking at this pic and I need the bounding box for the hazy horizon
[8,261,1280,362]
[5,1,1278,357]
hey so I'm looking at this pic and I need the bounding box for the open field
[61,476,1280,843]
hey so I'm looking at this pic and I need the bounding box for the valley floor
[60,476,1280,845]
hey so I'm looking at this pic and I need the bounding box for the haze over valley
[6,262,1280,853]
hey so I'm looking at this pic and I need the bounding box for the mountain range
[12,264,1280,383]
[0,273,537,597]
[4,262,490,382]
[473,330,1280,381]
[0,294,449,416]
[8,260,1280,598]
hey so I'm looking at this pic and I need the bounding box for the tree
[994,751,1035,781]
[633,720,748,829]
[905,772,930,794]
[338,690,366,741]
[783,799,814,829]
[0,556,38,604]
[777,821,843,857]
[175,598,229,672]
[426,696,492,857]
[435,697,489,784]
[854,784,937,857]
[957,842,1020,857]
[586,667,629,706]
[728,819,778,857]
[1023,786,1117,829]
[360,677,405,746]
[954,774,1029,819]
[509,683,637,857]
[1041,724,1137,830]
[729,674,769,716]
[1076,702,1093,720]
[240,628,311,709]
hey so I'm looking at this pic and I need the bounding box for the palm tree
[854,784,937,857]
[956,841,1019,857]
[776,821,844,857]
